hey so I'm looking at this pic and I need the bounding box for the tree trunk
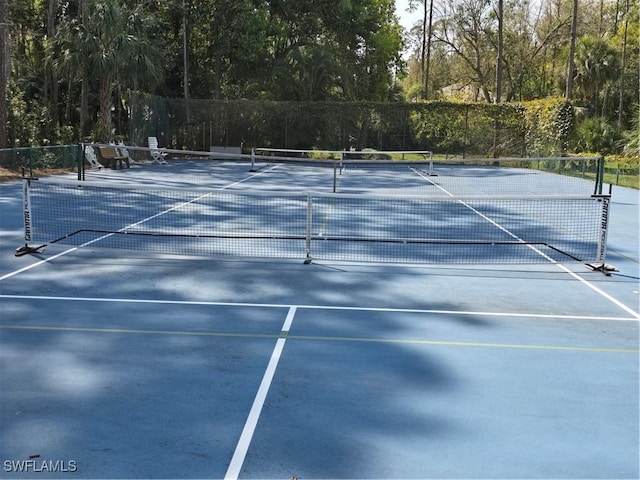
[46,0,59,128]
[183,0,190,122]
[215,51,222,100]
[420,0,427,98]
[495,0,503,103]
[424,0,434,100]
[618,0,629,127]
[79,0,90,138]
[565,0,578,100]
[0,0,9,148]
[100,73,115,142]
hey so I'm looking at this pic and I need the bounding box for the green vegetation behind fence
[129,95,574,159]
[0,145,81,176]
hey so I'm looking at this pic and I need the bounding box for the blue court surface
[0,163,638,479]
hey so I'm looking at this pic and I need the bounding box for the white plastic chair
[148,137,168,164]
[84,145,103,169]
[117,142,134,166]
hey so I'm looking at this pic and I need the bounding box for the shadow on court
[0,179,638,479]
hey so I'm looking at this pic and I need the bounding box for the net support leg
[252,148,257,171]
[586,263,617,276]
[587,194,613,275]
[333,160,338,193]
[304,194,313,264]
[15,244,46,257]
[16,178,45,256]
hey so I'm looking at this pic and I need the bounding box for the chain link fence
[0,145,82,177]
[127,94,557,158]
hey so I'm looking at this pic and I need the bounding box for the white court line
[413,169,640,320]
[3,168,638,320]
[0,294,637,322]
[0,167,280,283]
[0,248,81,282]
[224,306,296,480]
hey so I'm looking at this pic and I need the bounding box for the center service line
[224,306,296,480]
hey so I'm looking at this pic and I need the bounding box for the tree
[44,0,59,129]
[222,0,402,101]
[52,0,93,137]
[0,0,9,148]
[574,35,619,114]
[424,0,435,99]
[182,0,189,121]
[6,0,56,145]
[3,0,637,150]
[273,45,345,101]
[565,0,579,99]
[617,0,630,126]
[498,0,564,101]
[436,0,496,102]
[52,0,164,141]
[495,0,503,103]
[408,0,434,99]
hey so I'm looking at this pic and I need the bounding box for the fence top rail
[86,144,601,163]
[254,147,434,155]
[434,156,604,163]
[87,143,226,158]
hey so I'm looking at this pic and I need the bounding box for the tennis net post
[595,155,605,195]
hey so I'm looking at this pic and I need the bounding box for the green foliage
[573,116,622,155]
[155,0,402,103]
[410,102,469,154]
[608,154,640,172]
[0,145,81,172]
[601,154,639,188]
[65,0,164,141]
[573,35,620,115]
[5,0,638,152]
[620,104,640,157]
[522,98,573,156]
[149,96,537,157]
[7,81,55,147]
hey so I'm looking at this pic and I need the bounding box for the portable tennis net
[18,177,610,265]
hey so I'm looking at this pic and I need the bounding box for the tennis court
[1,150,638,479]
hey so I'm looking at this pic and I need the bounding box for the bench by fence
[98,146,130,169]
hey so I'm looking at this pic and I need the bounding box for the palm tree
[574,35,619,114]
[279,46,342,101]
[52,10,92,137]
[52,0,163,141]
